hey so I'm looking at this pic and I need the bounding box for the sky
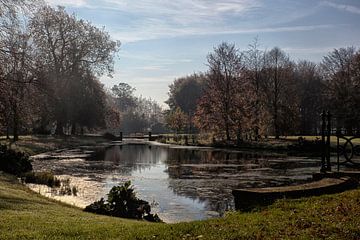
[44,0,360,106]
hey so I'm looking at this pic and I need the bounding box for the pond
[29,141,321,223]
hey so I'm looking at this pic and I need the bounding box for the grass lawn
[1,173,360,240]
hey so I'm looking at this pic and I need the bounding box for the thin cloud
[135,66,167,71]
[44,0,329,44]
[282,47,335,54]
[119,51,193,65]
[322,1,360,15]
[101,0,261,23]
[45,0,87,7]
[111,24,338,43]
[214,24,337,35]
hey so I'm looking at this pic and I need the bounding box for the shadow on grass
[0,195,51,210]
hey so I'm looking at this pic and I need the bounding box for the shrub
[288,137,323,153]
[23,171,61,187]
[84,181,162,222]
[0,144,32,175]
[102,132,117,140]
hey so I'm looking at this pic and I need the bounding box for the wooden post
[119,132,123,141]
[337,135,340,172]
[148,132,152,141]
[326,111,331,171]
[320,110,326,172]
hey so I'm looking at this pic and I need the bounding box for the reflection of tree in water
[97,145,274,175]
[164,150,273,215]
[33,145,168,178]
[99,145,291,215]
[269,159,320,170]
[101,145,168,174]
[165,154,317,215]
[165,148,273,165]
[166,159,272,180]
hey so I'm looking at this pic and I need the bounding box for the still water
[30,141,321,223]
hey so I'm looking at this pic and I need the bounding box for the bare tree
[29,6,120,134]
[0,4,38,140]
[295,60,324,135]
[195,42,246,141]
[244,38,266,139]
[321,47,360,133]
[262,47,297,138]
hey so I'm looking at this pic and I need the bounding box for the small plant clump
[23,171,61,187]
[58,178,78,196]
[84,181,162,222]
[72,186,78,196]
[0,144,32,175]
[23,173,78,196]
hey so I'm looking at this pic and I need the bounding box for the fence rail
[337,135,360,169]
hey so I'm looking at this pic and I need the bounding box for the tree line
[2,1,359,141]
[166,41,360,141]
[110,82,165,134]
[0,1,123,140]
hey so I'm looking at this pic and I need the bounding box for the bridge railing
[320,110,360,171]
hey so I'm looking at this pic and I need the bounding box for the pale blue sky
[45,0,360,106]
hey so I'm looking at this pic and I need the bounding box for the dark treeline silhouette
[0,1,121,140]
[167,40,360,141]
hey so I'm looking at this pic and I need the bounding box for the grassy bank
[1,173,360,239]
[0,135,108,155]
[157,134,360,156]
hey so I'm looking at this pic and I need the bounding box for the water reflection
[31,142,321,222]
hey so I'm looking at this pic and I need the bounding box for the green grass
[1,173,360,239]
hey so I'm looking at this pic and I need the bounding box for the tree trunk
[71,122,76,135]
[55,121,64,135]
[188,115,192,134]
[225,124,231,141]
[6,125,10,139]
[254,98,260,141]
[236,127,242,146]
[274,110,279,139]
[13,106,19,141]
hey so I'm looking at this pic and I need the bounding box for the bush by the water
[288,137,323,153]
[84,181,162,222]
[0,144,32,175]
[102,132,117,140]
[23,171,61,187]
